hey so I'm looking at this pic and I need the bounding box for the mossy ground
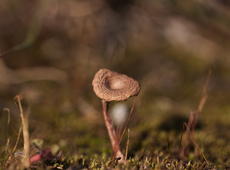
[0,96,229,169]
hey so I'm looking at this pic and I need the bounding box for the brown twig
[3,108,11,153]
[125,129,130,160]
[15,95,30,168]
[0,59,67,87]
[180,70,211,159]
[12,127,22,154]
[5,127,22,168]
[118,100,136,144]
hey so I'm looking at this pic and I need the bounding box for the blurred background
[0,0,229,167]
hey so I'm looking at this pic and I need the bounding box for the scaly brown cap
[92,68,140,102]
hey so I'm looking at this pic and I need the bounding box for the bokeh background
[0,0,229,168]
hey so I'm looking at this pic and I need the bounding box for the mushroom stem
[101,100,124,161]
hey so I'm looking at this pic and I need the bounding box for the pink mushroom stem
[102,100,124,161]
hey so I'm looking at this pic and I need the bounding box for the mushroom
[92,68,140,162]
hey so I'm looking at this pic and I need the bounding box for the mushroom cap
[92,68,140,102]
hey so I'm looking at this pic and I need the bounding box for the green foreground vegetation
[0,95,229,169]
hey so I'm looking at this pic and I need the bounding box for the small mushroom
[92,68,140,162]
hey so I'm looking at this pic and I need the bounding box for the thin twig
[15,95,30,168]
[3,108,11,153]
[3,108,11,126]
[5,127,22,168]
[12,127,22,154]
[197,70,211,113]
[119,100,136,144]
[125,129,130,160]
[180,70,211,158]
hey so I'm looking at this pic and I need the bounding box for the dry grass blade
[180,70,211,159]
[125,129,130,160]
[118,100,136,144]
[5,127,22,168]
[12,127,22,154]
[197,70,211,113]
[14,95,30,168]
[3,108,11,153]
